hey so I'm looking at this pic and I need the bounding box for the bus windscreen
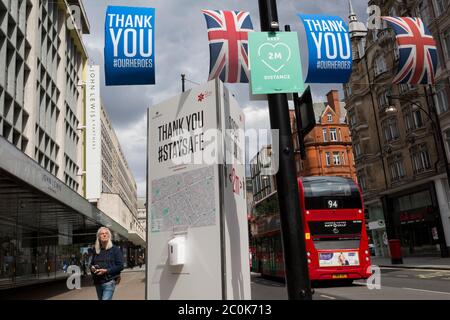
[302,177,362,210]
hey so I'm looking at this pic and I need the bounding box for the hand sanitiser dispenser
[168,235,186,266]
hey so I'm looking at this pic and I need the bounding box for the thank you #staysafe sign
[249,32,304,94]
[105,6,155,86]
[299,14,352,83]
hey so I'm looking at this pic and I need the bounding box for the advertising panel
[85,65,101,200]
[319,251,360,267]
[105,6,155,85]
[147,80,221,300]
[221,86,251,299]
[147,79,250,299]
[249,32,304,94]
[298,14,352,83]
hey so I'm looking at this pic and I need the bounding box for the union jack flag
[382,17,438,84]
[202,10,254,83]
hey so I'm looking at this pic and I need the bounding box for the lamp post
[387,94,450,258]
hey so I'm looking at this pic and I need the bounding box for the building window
[357,39,366,59]
[326,152,331,166]
[404,113,413,132]
[435,84,449,114]
[327,113,333,122]
[333,152,341,165]
[399,83,414,94]
[418,0,431,27]
[374,55,387,76]
[330,128,338,141]
[389,156,406,181]
[383,118,400,142]
[350,113,357,127]
[357,171,366,191]
[445,129,450,156]
[434,0,448,17]
[323,128,328,142]
[389,7,397,17]
[444,28,450,59]
[378,89,391,109]
[413,109,424,128]
[411,145,432,173]
[354,143,361,157]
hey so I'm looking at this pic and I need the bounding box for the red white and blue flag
[382,17,438,84]
[202,10,253,83]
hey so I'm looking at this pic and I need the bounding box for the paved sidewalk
[371,256,450,270]
[51,269,145,300]
[0,269,145,300]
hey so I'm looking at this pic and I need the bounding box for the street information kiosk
[146,79,251,299]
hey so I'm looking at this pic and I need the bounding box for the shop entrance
[393,188,442,257]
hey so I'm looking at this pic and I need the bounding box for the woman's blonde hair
[95,227,113,254]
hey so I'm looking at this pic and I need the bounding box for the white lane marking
[402,287,450,295]
[353,282,367,286]
[381,267,450,273]
[320,294,336,300]
[418,272,449,279]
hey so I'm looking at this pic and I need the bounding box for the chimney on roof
[326,90,341,118]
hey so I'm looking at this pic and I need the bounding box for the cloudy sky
[82,0,367,197]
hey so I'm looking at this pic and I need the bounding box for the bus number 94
[328,200,338,209]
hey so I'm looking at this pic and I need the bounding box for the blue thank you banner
[105,6,155,86]
[298,14,352,83]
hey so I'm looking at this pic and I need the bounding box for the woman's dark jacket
[90,246,124,284]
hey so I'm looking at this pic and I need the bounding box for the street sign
[249,32,304,95]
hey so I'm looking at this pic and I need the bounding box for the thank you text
[299,14,352,83]
[105,6,155,85]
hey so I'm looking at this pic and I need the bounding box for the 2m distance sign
[249,32,304,95]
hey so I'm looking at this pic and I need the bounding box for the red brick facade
[291,90,357,180]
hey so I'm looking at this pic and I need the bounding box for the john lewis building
[0,0,142,289]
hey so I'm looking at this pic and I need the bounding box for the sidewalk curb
[379,264,450,271]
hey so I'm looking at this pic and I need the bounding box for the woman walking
[90,227,124,300]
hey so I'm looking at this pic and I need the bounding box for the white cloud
[114,115,147,197]
[243,104,271,162]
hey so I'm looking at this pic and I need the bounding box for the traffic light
[294,86,316,160]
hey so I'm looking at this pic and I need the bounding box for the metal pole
[258,0,312,300]
[285,25,306,161]
[181,74,186,92]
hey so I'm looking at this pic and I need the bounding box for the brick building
[291,90,357,181]
[344,0,450,257]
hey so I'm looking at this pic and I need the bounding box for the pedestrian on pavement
[90,227,124,300]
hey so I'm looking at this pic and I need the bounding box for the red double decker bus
[300,176,371,282]
[252,176,371,283]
